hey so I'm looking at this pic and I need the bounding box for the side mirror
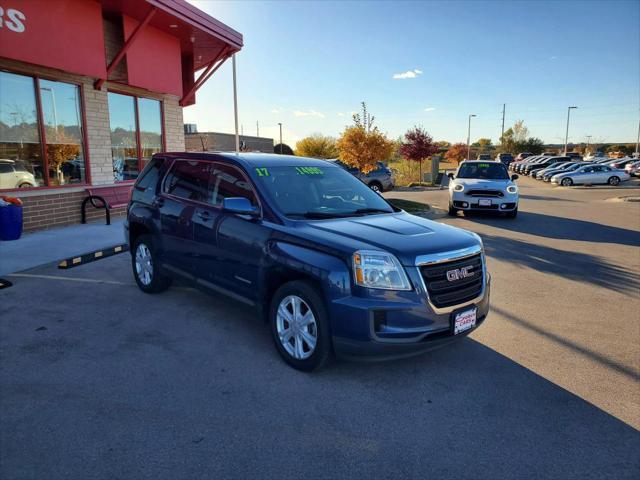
[222,197,259,216]
[447,172,455,179]
[511,174,519,180]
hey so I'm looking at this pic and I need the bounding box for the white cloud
[293,109,325,118]
[550,56,558,61]
[271,107,284,114]
[424,107,436,112]
[337,112,345,117]
[393,68,423,79]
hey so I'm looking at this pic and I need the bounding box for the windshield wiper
[285,211,351,219]
[351,208,393,215]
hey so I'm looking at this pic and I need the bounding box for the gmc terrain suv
[125,153,490,371]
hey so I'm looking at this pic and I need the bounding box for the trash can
[0,204,23,241]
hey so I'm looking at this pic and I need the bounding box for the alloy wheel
[276,295,318,360]
[135,243,153,286]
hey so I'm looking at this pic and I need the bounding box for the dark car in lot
[524,156,570,176]
[125,153,490,371]
[495,153,514,166]
[329,159,395,192]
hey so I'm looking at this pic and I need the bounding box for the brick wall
[19,190,125,232]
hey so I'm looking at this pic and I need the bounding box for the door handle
[197,210,211,221]
[154,198,165,208]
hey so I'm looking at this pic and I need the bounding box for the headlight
[353,250,411,290]
[452,183,464,192]
[506,185,518,194]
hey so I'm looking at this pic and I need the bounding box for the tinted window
[457,162,509,180]
[209,163,257,206]
[163,160,210,202]
[0,163,13,173]
[136,157,164,191]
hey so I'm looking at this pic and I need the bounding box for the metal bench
[81,185,133,225]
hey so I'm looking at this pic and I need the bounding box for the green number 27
[255,167,270,177]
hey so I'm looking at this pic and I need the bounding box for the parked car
[125,152,490,371]
[565,152,583,161]
[512,155,544,173]
[495,153,514,166]
[534,161,576,180]
[624,160,640,177]
[551,164,630,186]
[523,156,569,176]
[328,159,395,192]
[477,154,492,160]
[540,163,583,182]
[584,151,605,161]
[0,159,37,189]
[514,152,533,162]
[448,160,519,218]
[608,158,636,170]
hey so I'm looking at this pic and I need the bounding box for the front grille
[466,189,504,197]
[420,254,483,308]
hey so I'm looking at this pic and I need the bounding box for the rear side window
[135,157,164,191]
[0,163,13,173]
[163,160,210,202]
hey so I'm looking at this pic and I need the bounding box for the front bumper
[330,266,491,361]
[450,190,518,212]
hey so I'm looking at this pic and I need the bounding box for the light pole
[278,123,283,154]
[564,106,577,155]
[40,86,58,140]
[585,135,592,155]
[635,117,639,156]
[466,114,476,159]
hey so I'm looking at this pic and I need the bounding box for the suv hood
[292,212,481,266]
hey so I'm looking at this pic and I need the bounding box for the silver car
[448,161,519,218]
[551,164,630,186]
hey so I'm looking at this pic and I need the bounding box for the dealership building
[0,0,242,231]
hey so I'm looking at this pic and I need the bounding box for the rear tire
[269,281,331,372]
[561,178,573,187]
[608,176,620,186]
[132,234,172,294]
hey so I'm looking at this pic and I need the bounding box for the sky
[185,0,640,147]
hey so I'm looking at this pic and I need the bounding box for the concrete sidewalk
[0,219,126,276]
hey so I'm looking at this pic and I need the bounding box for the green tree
[295,134,338,158]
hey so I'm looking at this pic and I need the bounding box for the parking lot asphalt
[1,176,639,479]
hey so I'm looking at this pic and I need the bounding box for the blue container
[0,205,23,241]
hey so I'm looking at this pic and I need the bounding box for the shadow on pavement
[481,233,639,295]
[463,210,640,247]
[491,305,639,382]
[518,194,577,202]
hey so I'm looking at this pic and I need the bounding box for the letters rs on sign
[0,7,26,33]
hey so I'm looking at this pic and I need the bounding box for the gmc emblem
[446,266,474,282]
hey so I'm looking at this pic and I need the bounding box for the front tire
[506,208,518,218]
[269,281,331,372]
[561,178,573,187]
[608,176,620,186]
[448,204,458,216]
[132,234,172,294]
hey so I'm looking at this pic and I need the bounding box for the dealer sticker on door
[454,308,477,335]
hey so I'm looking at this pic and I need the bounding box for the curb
[58,244,129,269]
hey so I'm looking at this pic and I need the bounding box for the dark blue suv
[125,152,490,371]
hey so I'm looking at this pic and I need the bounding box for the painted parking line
[58,244,129,269]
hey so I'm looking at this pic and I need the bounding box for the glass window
[138,98,162,168]
[108,92,163,182]
[163,160,209,202]
[0,71,44,188]
[39,79,86,186]
[108,92,138,182]
[209,163,257,207]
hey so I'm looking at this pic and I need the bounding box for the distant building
[185,130,274,153]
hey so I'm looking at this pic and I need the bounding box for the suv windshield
[253,165,394,218]
[457,162,510,180]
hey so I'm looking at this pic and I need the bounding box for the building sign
[0,0,106,79]
[0,6,25,33]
